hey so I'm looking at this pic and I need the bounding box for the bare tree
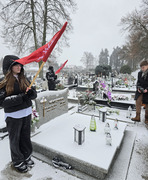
[80,52,95,70]
[0,0,77,78]
[120,0,148,69]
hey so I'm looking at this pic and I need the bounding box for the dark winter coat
[0,55,37,113]
[46,69,57,82]
[0,79,37,113]
[46,69,57,90]
[135,70,148,104]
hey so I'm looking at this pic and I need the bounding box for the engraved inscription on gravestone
[35,88,68,127]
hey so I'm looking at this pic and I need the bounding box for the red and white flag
[55,60,68,74]
[15,22,68,65]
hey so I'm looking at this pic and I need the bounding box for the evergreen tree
[95,65,111,77]
[120,65,131,74]
[99,48,109,65]
[109,46,124,72]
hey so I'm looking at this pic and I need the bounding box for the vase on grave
[87,104,92,111]
[90,115,96,131]
[31,123,36,133]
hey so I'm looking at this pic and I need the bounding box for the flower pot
[31,123,36,133]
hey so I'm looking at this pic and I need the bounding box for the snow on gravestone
[35,88,68,127]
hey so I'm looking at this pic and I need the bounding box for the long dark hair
[0,69,30,96]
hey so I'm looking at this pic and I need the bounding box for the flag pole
[29,61,45,88]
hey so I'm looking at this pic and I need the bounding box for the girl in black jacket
[0,55,37,173]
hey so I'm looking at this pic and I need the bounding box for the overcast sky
[58,0,142,66]
[0,0,142,66]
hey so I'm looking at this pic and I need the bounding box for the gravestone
[35,88,68,127]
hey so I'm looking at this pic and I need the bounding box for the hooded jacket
[0,55,37,113]
[2,55,23,75]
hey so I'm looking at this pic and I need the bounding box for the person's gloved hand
[27,89,34,97]
[26,87,34,99]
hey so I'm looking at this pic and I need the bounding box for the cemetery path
[126,123,148,180]
[104,121,148,180]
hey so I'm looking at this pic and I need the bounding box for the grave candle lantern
[99,109,106,122]
[126,106,132,119]
[106,133,112,146]
[104,122,111,134]
[114,119,118,130]
[73,124,86,145]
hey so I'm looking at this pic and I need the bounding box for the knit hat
[2,55,23,75]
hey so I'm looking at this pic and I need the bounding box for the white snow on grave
[32,113,127,173]
[36,88,68,99]
[80,106,136,124]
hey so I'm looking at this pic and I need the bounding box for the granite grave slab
[32,113,127,179]
[35,88,68,128]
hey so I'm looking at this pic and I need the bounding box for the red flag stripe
[15,22,67,65]
[55,60,68,74]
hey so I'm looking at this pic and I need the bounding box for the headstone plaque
[35,88,68,127]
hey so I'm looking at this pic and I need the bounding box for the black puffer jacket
[0,55,37,113]
[0,80,37,113]
[135,70,148,104]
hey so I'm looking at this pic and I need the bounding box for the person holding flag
[0,22,68,173]
[0,55,37,173]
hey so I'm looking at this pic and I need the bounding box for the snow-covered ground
[0,106,81,180]
[0,140,80,180]
[0,97,148,180]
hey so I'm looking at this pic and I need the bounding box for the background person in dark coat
[74,74,78,86]
[46,66,57,90]
[0,55,37,173]
[131,60,148,124]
